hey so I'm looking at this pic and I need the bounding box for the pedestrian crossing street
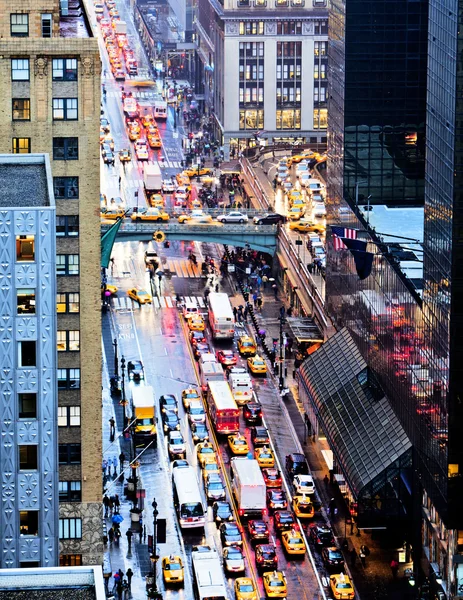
[124,162,183,190]
[111,295,207,311]
[114,258,203,278]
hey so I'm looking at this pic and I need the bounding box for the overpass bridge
[101,210,279,254]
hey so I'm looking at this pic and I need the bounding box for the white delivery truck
[229,372,253,406]
[200,361,224,392]
[144,163,162,193]
[114,20,127,35]
[230,458,266,519]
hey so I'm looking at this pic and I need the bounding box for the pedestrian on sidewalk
[126,568,133,588]
[118,175,121,189]
[262,274,268,289]
[116,578,123,598]
[329,498,336,518]
[279,305,285,319]
[233,306,238,321]
[390,559,399,579]
[102,459,108,477]
[243,305,248,322]
[108,526,114,544]
[237,306,244,323]
[272,283,278,299]
[119,451,125,472]
[323,474,329,487]
[103,494,110,517]
[287,337,293,357]
[112,571,120,593]
[252,292,258,308]
[126,529,133,552]
[257,296,263,312]
[139,527,143,543]
[114,494,120,514]
[359,544,369,567]
[109,496,114,516]
[109,417,116,440]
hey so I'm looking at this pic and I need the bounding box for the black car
[193,342,211,360]
[103,151,115,165]
[127,359,144,381]
[191,422,209,444]
[255,544,278,573]
[212,501,233,524]
[219,522,243,547]
[162,411,180,434]
[308,524,335,549]
[274,510,297,534]
[285,452,309,478]
[321,546,345,571]
[267,489,288,512]
[251,426,270,447]
[160,394,178,414]
[253,213,286,225]
[248,520,269,544]
[244,401,262,425]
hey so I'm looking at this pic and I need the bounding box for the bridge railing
[101,220,278,235]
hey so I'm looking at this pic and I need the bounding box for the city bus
[172,464,205,529]
[207,292,235,339]
[191,545,228,600]
[206,380,240,435]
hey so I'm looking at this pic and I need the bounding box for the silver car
[168,431,186,459]
[216,211,249,224]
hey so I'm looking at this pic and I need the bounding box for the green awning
[101,218,122,269]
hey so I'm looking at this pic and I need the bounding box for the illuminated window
[239,109,264,130]
[276,109,301,130]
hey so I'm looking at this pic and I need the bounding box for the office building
[0,0,102,567]
[0,154,58,568]
[195,0,329,157]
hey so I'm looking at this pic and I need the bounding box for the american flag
[331,226,357,250]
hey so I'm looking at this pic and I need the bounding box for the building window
[12,99,30,121]
[53,177,79,199]
[41,13,52,38]
[53,137,78,160]
[20,562,40,568]
[238,0,250,5]
[52,59,78,81]
[19,393,37,419]
[16,235,35,261]
[11,14,29,36]
[18,341,36,367]
[19,445,38,470]
[17,289,35,314]
[314,20,328,35]
[313,108,327,129]
[53,98,78,121]
[13,138,31,154]
[59,518,82,539]
[20,511,39,536]
[57,254,79,276]
[57,330,80,352]
[59,481,82,502]
[57,292,80,313]
[59,444,81,465]
[57,368,81,389]
[11,59,30,81]
[277,21,302,35]
[60,554,82,567]
[239,109,264,130]
[276,0,289,6]
[254,0,266,5]
[239,21,264,35]
[58,406,81,427]
[56,216,79,237]
[276,108,301,130]
[292,0,304,5]
[314,41,327,56]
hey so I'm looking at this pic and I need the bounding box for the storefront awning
[298,328,411,498]
[287,316,324,344]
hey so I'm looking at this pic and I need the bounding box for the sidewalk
[226,270,415,600]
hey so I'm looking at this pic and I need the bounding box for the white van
[199,353,217,368]
[183,298,199,319]
[229,373,253,406]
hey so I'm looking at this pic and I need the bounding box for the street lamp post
[279,316,286,391]
[120,356,127,427]
[147,498,161,599]
[113,338,118,378]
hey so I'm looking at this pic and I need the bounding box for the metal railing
[101,220,278,235]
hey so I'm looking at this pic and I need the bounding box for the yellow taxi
[262,571,287,598]
[287,151,315,166]
[202,459,220,482]
[149,193,165,208]
[281,529,306,556]
[228,434,250,455]
[162,555,184,585]
[182,387,201,409]
[293,494,315,519]
[289,198,306,212]
[142,115,155,127]
[238,335,257,356]
[188,316,205,332]
[247,355,267,375]
[119,148,131,162]
[146,124,159,136]
[127,287,152,304]
[289,219,325,234]
[178,211,213,225]
[176,172,191,186]
[288,206,305,221]
[255,447,275,468]
[100,207,125,220]
[234,577,258,600]
[128,127,140,141]
[329,574,355,600]
[196,442,217,467]
[288,189,304,203]
[147,134,162,148]
[101,283,118,296]
[131,208,169,222]
[183,166,212,178]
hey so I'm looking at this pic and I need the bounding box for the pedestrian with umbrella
[112,513,123,525]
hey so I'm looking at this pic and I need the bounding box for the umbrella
[112,514,123,524]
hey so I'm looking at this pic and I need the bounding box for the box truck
[144,163,162,193]
[131,386,157,446]
[230,458,266,518]
[200,361,224,392]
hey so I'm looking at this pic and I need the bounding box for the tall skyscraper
[195,0,329,157]
[0,0,102,567]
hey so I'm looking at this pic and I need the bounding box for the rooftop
[59,0,93,38]
[0,566,105,600]
[0,155,54,208]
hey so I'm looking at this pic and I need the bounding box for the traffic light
[157,518,167,544]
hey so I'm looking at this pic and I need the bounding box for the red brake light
[257,556,263,562]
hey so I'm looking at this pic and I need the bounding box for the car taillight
[262,508,267,515]
[245,412,250,418]
[239,509,244,516]
[257,556,263,562]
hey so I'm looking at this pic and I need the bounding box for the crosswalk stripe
[198,297,205,308]
[159,297,166,308]
[153,297,160,308]
[165,296,173,307]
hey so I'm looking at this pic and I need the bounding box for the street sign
[228,264,235,272]
[295,239,303,246]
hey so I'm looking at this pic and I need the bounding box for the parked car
[286,453,309,478]
[127,359,144,381]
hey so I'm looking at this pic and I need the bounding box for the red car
[189,330,207,346]
[262,468,282,488]
[216,349,238,366]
